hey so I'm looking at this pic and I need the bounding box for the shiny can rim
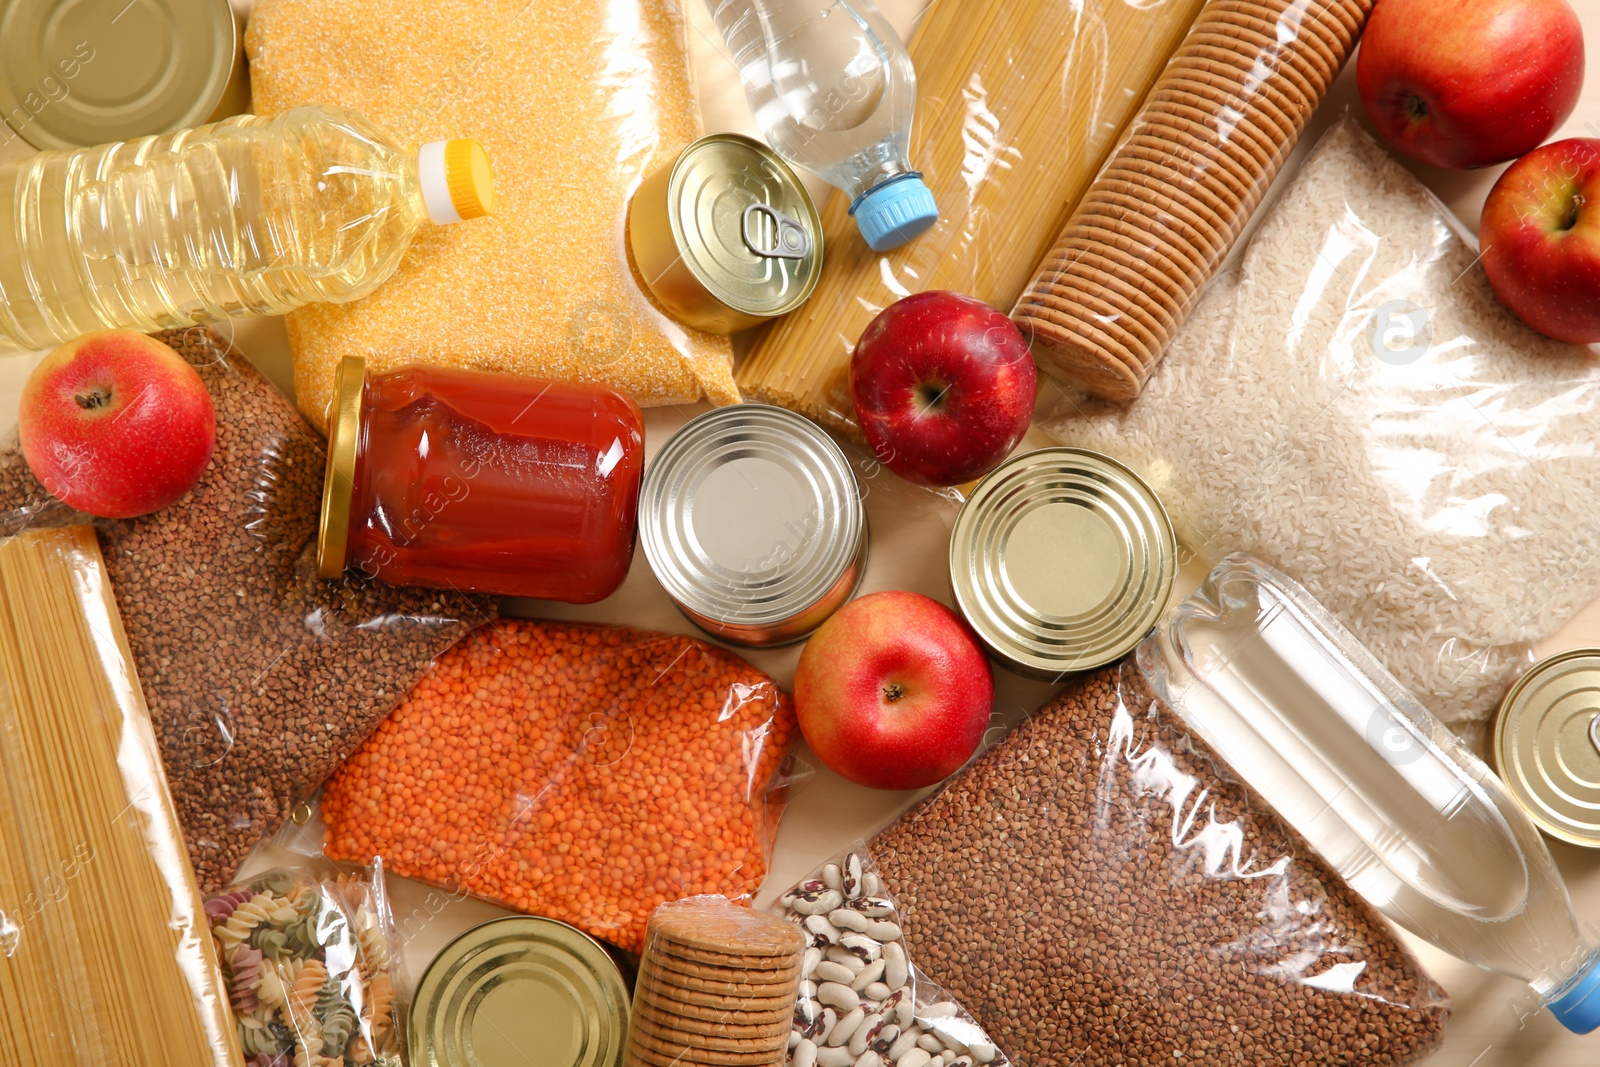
[640,404,865,645]
[409,916,629,1067]
[0,0,238,150]
[1494,649,1600,848]
[950,447,1176,678]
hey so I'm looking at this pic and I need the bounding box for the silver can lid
[1494,649,1600,848]
[950,447,1176,678]
[641,404,864,635]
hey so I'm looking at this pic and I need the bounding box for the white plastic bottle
[1141,555,1600,1033]
[706,0,936,252]
[0,105,492,353]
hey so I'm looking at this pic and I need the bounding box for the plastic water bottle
[1140,555,1600,1033]
[706,0,936,252]
[0,105,492,353]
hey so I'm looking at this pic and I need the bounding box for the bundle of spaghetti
[734,0,1210,436]
[1015,0,1376,400]
[0,527,241,1067]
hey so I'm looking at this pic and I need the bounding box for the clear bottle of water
[706,0,937,252]
[1140,554,1600,1033]
[0,105,492,353]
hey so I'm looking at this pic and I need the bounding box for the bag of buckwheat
[0,326,490,893]
[866,657,1450,1067]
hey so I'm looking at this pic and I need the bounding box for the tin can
[641,404,867,647]
[0,0,241,151]
[950,447,1176,679]
[1493,649,1600,848]
[410,916,630,1067]
[629,133,822,334]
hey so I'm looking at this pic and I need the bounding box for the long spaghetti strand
[0,527,242,1067]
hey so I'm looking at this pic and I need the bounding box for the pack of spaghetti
[0,527,241,1067]
[735,0,1208,435]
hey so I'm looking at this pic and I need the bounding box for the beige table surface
[5,2,1600,1064]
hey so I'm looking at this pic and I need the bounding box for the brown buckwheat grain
[871,658,1450,1067]
[0,327,489,891]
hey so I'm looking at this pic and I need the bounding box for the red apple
[1481,138,1600,344]
[850,291,1036,488]
[19,330,216,519]
[794,590,993,791]
[1358,0,1585,171]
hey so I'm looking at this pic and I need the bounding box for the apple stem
[1561,194,1585,233]
[916,382,947,414]
[882,682,905,704]
[1404,93,1429,123]
[74,387,113,411]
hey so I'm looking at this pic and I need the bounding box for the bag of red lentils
[0,326,489,893]
[319,618,799,955]
[865,657,1451,1067]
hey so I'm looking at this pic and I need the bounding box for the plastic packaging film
[0,327,489,893]
[867,655,1450,1067]
[1044,118,1600,732]
[244,0,740,433]
[206,863,405,1067]
[0,526,243,1067]
[1015,0,1375,401]
[769,846,1011,1067]
[734,0,1210,437]
[319,620,799,955]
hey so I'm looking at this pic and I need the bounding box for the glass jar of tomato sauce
[317,357,644,602]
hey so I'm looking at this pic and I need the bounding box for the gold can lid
[410,916,630,1067]
[650,133,822,318]
[950,447,1176,679]
[316,356,366,580]
[0,0,238,150]
[1494,649,1600,847]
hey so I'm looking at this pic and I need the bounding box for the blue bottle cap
[1549,950,1600,1034]
[851,173,938,252]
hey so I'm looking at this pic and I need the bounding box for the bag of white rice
[1044,118,1600,730]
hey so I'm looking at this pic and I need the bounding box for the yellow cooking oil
[0,104,491,352]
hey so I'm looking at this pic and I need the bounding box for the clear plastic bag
[867,655,1451,1067]
[1044,117,1600,731]
[0,326,489,892]
[207,862,404,1067]
[0,526,241,1067]
[1015,0,1370,400]
[245,0,740,431]
[320,620,799,955]
[735,0,1210,435]
[770,846,1010,1067]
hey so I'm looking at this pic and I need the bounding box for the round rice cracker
[1191,7,1350,66]
[1100,154,1248,235]
[1179,39,1329,106]
[1157,61,1315,137]
[1203,0,1365,52]
[1014,300,1151,400]
[1097,166,1235,240]
[631,1005,793,1048]
[1182,24,1339,90]
[1072,183,1229,279]
[1045,227,1207,330]
[1163,46,1322,120]
[632,984,798,1028]
[629,1025,787,1066]
[636,971,798,1012]
[1036,221,1205,316]
[1023,264,1174,367]
[1120,126,1273,208]
[1137,92,1290,171]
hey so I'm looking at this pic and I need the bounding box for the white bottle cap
[416,139,493,225]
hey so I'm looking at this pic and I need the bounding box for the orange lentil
[320,620,796,954]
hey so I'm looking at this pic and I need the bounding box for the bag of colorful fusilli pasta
[206,863,404,1067]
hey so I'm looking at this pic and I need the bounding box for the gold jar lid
[950,447,1176,679]
[1494,649,1600,848]
[316,356,366,580]
[0,0,239,150]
